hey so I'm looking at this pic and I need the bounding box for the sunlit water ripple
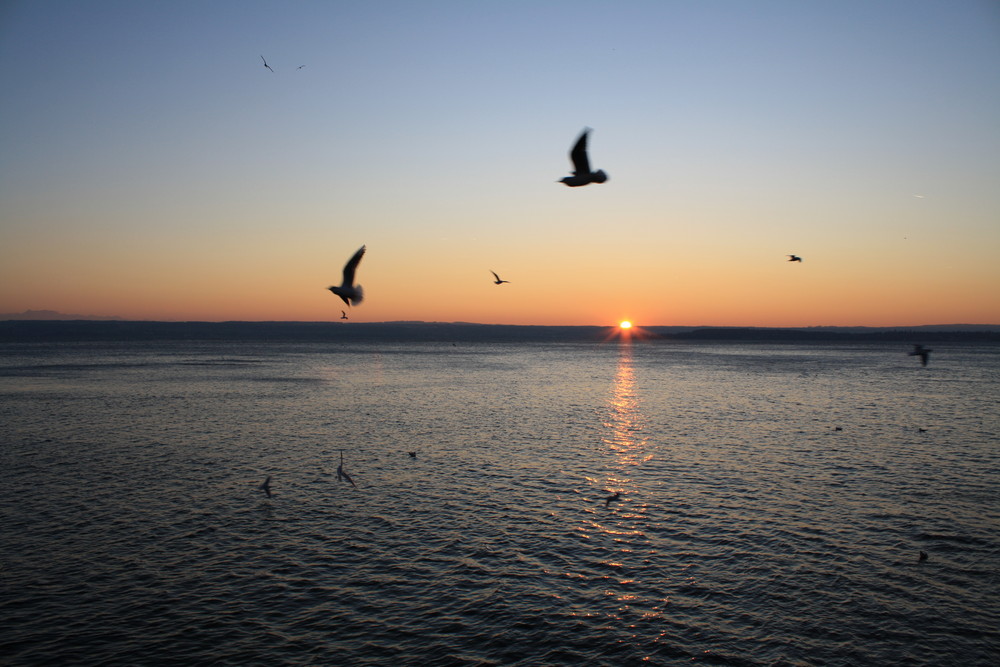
[1,339,998,665]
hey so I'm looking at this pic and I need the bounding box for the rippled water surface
[2,339,999,665]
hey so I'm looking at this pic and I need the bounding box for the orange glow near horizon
[619,321,633,329]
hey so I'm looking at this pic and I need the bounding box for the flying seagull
[297,65,306,70]
[337,450,356,488]
[260,475,272,498]
[559,128,608,187]
[407,451,417,458]
[909,344,932,367]
[327,245,366,307]
[341,310,348,320]
[788,255,803,262]
[491,271,510,285]
[260,55,274,73]
[605,491,621,507]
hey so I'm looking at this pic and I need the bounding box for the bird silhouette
[297,65,306,70]
[341,310,348,320]
[909,344,932,367]
[327,245,366,307]
[788,255,803,262]
[918,551,928,563]
[491,271,510,285]
[605,491,621,507]
[559,128,608,187]
[337,450,356,488]
[407,451,417,458]
[260,475,272,498]
[260,55,274,73]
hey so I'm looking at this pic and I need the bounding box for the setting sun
[619,321,632,329]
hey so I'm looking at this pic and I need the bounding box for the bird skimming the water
[327,245,366,307]
[407,451,417,458]
[559,128,607,187]
[337,450,356,488]
[788,255,802,262]
[909,344,932,367]
[260,475,272,498]
[491,271,510,285]
[261,55,274,73]
[605,491,621,507]
[918,551,928,563]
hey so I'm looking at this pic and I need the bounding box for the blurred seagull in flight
[605,491,621,507]
[260,55,274,73]
[491,271,510,285]
[909,344,932,367]
[559,128,608,187]
[341,310,348,320]
[337,450,356,488]
[327,245,366,307]
[788,255,803,262]
[260,475,272,498]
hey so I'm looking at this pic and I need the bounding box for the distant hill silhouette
[0,320,997,343]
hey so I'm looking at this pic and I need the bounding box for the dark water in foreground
[1,339,998,665]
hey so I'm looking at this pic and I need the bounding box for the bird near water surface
[559,128,608,187]
[260,475,272,498]
[909,344,932,366]
[605,491,621,507]
[337,450,357,488]
[327,245,366,307]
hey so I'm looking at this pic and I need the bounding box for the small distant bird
[917,428,928,433]
[407,451,417,458]
[833,426,843,431]
[337,450,356,488]
[261,55,274,73]
[559,128,608,187]
[490,271,510,285]
[909,344,932,367]
[918,551,928,563]
[297,65,306,70]
[341,310,348,320]
[788,255,803,262]
[327,245,366,307]
[260,475,272,498]
[605,491,620,507]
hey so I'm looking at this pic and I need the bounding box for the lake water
[1,337,998,665]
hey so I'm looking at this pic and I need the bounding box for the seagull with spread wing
[491,271,510,285]
[327,245,366,307]
[559,128,608,187]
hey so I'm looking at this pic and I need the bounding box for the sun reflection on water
[602,340,650,472]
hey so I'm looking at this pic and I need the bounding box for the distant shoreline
[1,320,998,344]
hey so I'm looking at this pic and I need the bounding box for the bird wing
[341,245,366,286]
[491,271,501,281]
[569,129,591,175]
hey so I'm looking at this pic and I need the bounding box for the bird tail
[352,285,364,306]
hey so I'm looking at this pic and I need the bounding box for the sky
[1,0,998,326]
